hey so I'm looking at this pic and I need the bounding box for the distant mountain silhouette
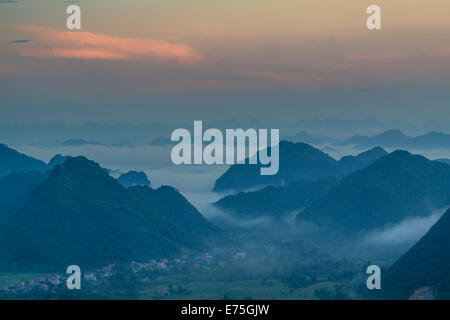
[0,144,48,177]
[48,154,72,168]
[337,147,388,176]
[62,139,103,146]
[0,171,47,227]
[339,130,450,149]
[382,208,450,299]
[213,142,386,192]
[283,131,334,146]
[148,136,173,146]
[117,170,151,188]
[1,156,220,269]
[214,147,387,218]
[213,141,339,192]
[298,151,450,233]
[215,177,339,218]
[436,158,450,165]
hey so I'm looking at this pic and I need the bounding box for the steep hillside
[1,157,220,269]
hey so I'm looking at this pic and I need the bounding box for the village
[0,250,247,298]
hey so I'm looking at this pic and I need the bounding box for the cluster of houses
[0,250,247,296]
[0,263,116,295]
[0,274,61,294]
[130,252,218,273]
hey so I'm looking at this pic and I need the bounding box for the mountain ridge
[382,208,450,299]
[0,144,48,177]
[339,130,450,149]
[213,142,386,192]
[1,156,220,270]
[298,150,450,233]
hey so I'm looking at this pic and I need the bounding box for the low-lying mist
[12,142,450,271]
[362,207,448,247]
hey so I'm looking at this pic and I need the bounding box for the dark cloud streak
[7,39,32,44]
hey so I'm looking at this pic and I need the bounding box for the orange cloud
[12,25,202,63]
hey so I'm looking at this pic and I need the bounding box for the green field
[139,279,343,300]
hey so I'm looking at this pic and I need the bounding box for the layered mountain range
[339,129,450,150]
[0,156,221,269]
[216,147,450,235]
[0,144,48,177]
[213,141,387,192]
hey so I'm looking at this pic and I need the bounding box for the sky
[1,0,450,126]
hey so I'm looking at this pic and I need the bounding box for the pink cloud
[12,26,202,63]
